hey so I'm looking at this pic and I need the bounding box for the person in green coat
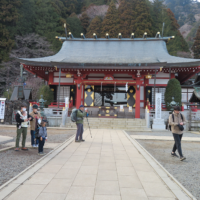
[75,105,88,142]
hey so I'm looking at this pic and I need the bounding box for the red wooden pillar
[171,74,175,79]
[48,72,54,85]
[135,79,141,118]
[75,78,82,109]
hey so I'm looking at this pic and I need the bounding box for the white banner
[0,98,6,120]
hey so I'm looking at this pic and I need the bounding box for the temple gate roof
[18,37,200,68]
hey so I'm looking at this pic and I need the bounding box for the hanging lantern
[145,74,152,79]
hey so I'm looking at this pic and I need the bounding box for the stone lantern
[170,97,177,111]
[38,95,47,118]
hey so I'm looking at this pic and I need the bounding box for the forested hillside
[164,0,200,48]
[0,0,190,96]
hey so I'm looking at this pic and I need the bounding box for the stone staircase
[66,118,151,131]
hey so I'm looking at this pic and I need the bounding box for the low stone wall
[48,117,62,127]
[161,110,191,121]
[150,110,200,131]
[1,100,30,125]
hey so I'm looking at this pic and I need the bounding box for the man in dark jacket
[15,104,33,151]
[75,105,88,142]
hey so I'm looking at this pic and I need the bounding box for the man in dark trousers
[15,103,33,151]
[169,106,186,161]
[75,105,88,142]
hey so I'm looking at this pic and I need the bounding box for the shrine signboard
[0,98,6,121]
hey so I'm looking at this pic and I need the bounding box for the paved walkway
[0,136,13,144]
[3,130,189,200]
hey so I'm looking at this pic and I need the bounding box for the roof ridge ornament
[64,23,67,40]
[155,32,160,38]
[69,32,74,39]
[81,33,85,39]
[118,33,122,39]
[168,36,175,41]
[143,32,147,39]
[106,33,109,39]
[93,33,97,40]
[131,33,134,39]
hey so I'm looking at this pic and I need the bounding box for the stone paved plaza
[0,129,192,200]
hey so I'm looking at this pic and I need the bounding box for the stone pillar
[135,80,140,118]
[145,106,150,128]
[152,93,165,130]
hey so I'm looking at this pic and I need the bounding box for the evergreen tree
[80,12,90,34]
[150,0,165,35]
[0,0,21,62]
[34,0,65,51]
[86,16,102,38]
[101,0,120,38]
[165,78,181,111]
[192,26,200,59]
[163,8,189,55]
[118,0,136,38]
[51,0,68,19]
[13,0,36,36]
[62,0,80,17]
[134,0,153,37]
[66,13,83,37]
[38,85,54,107]
[83,0,107,7]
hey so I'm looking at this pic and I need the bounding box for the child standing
[38,120,47,155]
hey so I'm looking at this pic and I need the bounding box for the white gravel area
[0,127,76,187]
[127,131,200,138]
[137,139,200,200]
[0,148,52,186]
[0,128,76,143]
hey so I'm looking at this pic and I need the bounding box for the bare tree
[0,33,54,97]
[25,77,44,100]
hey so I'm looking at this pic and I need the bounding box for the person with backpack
[29,104,42,148]
[169,106,186,161]
[75,105,88,142]
[15,104,33,151]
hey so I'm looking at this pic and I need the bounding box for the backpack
[169,113,183,131]
[35,124,41,139]
[71,109,78,122]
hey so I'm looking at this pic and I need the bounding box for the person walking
[169,106,186,161]
[15,104,33,151]
[30,104,42,148]
[75,105,88,142]
[38,120,48,155]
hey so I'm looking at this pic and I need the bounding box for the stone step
[66,118,147,130]
[65,125,151,131]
